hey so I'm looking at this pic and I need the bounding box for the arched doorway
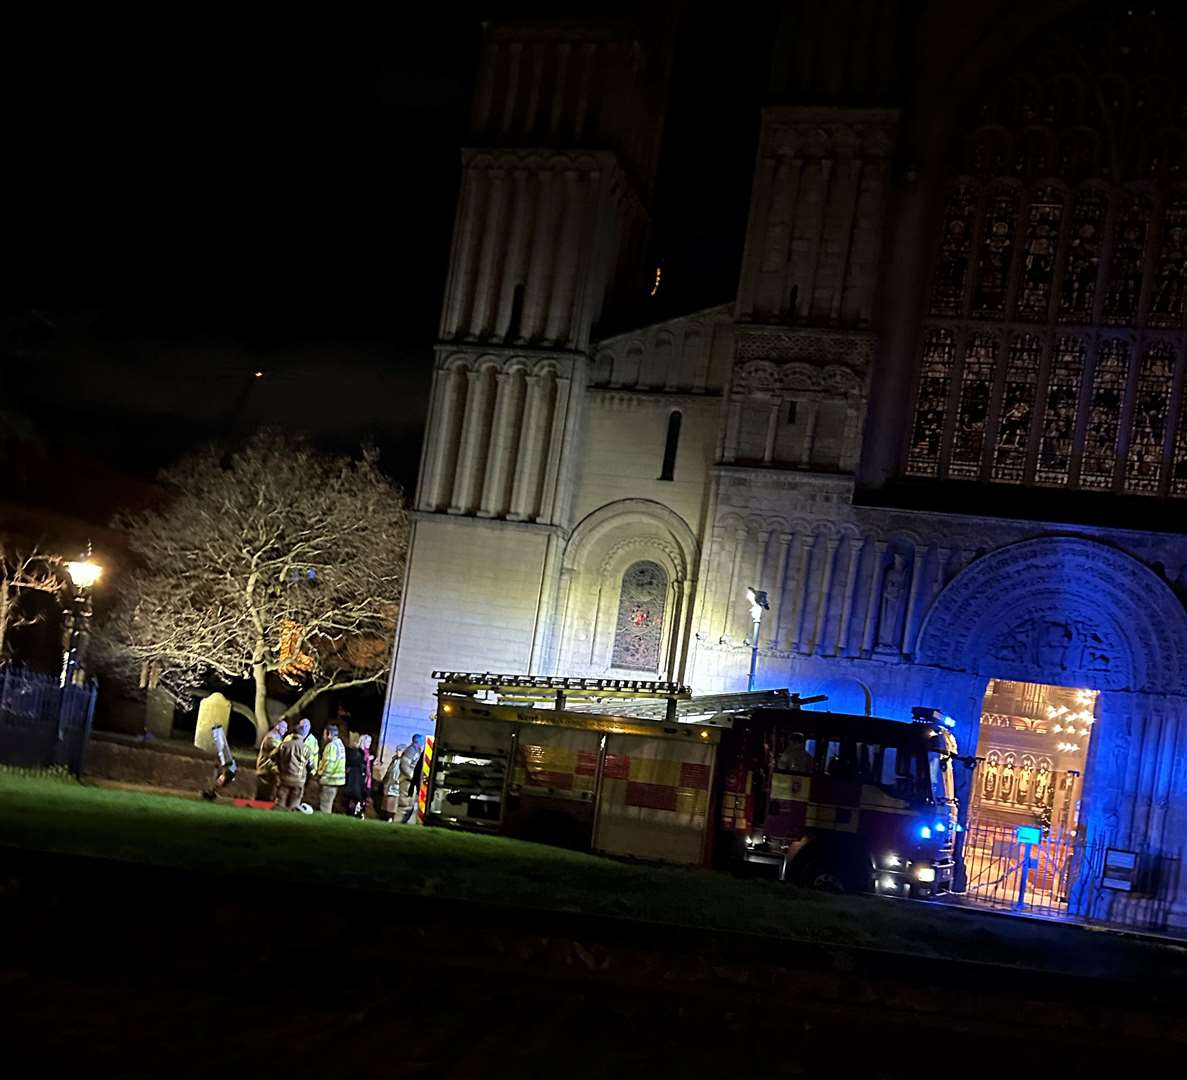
[914,536,1187,923]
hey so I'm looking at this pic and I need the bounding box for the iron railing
[0,665,97,777]
[959,817,1183,933]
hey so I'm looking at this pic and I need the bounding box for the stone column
[809,537,841,655]
[768,532,794,651]
[720,528,749,640]
[546,170,583,345]
[449,369,488,514]
[508,373,543,520]
[470,169,507,337]
[722,399,743,463]
[789,534,817,653]
[762,400,781,463]
[422,367,461,511]
[834,537,866,655]
[901,545,932,656]
[478,370,514,517]
[861,541,890,657]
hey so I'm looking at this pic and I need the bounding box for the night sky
[4,6,774,505]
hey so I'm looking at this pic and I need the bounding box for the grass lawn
[2,772,1185,981]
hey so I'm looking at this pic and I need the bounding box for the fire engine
[419,672,963,898]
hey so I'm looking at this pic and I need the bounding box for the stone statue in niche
[875,552,909,651]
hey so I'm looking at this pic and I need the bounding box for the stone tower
[383,20,672,748]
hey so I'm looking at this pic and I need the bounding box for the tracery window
[1017,186,1065,321]
[610,561,667,671]
[948,332,999,478]
[906,328,956,477]
[1126,342,1177,492]
[991,333,1043,482]
[1035,336,1087,486]
[1079,338,1130,490]
[905,5,1187,496]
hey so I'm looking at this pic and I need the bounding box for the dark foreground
[3,847,1185,1078]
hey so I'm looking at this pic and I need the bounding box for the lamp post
[745,587,769,693]
[61,547,103,688]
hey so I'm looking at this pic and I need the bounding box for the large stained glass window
[1171,407,1187,496]
[1036,336,1087,486]
[992,333,1043,482]
[971,187,1020,319]
[906,328,957,477]
[610,561,668,671]
[1148,195,1187,328]
[929,184,978,316]
[1102,194,1153,326]
[1016,186,1065,321]
[1079,339,1131,489]
[1125,341,1177,493]
[949,332,1000,479]
[1058,188,1107,322]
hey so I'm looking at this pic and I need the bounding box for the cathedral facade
[385,3,1187,924]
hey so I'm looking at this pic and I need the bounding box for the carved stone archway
[915,537,1187,696]
[913,536,1187,923]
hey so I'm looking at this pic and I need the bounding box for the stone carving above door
[988,617,1115,679]
[915,536,1187,695]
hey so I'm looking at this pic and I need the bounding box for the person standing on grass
[317,724,346,813]
[254,719,288,802]
[201,724,238,801]
[344,733,373,818]
[298,718,319,783]
[380,746,404,820]
[396,733,424,824]
[274,727,311,810]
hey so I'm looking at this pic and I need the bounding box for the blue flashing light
[918,824,932,840]
[954,822,963,833]
[942,715,956,728]
[934,822,946,833]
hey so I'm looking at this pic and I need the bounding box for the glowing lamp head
[918,824,932,840]
[66,559,103,589]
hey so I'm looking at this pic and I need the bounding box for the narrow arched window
[611,560,668,671]
[507,283,526,341]
[659,410,682,481]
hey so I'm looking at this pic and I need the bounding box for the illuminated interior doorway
[961,680,1098,913]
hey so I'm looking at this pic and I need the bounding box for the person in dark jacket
[274,729,311,810]
[344,733,370,818]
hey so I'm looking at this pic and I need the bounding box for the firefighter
[317,724,346,813]
[296,718,319,783]
[254,719,288,801]
[396,734,424,824]
[201,724,238,800]
[274,727,311,810]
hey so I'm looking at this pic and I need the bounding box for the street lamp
[61,547,103,687]
[745,586,769,693]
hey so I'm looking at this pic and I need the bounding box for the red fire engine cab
[715,704,960,898]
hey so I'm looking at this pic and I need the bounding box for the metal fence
[960,818,1182,933]
[0,665,97,777]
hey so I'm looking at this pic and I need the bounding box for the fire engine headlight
[914,866,937,883]
[882,853,902,869]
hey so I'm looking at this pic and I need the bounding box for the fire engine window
[878,746,922,799]
[775,731,813,774]
[823,739,859,780]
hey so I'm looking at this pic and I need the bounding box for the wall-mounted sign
[1015,825,1042,845]
[1102,848,1139,891]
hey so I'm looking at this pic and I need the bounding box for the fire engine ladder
[565,688,805,724]
[432,671,693,721]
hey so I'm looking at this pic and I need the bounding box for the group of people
[252,717,423,822]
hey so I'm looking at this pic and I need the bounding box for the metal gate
[960,818,1183,932]
[0,665,98,777]
[960,819,1080,916]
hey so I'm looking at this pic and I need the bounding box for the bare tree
[0,544,64,658]
[101,432,408,739]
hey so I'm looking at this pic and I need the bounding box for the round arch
[915,537,1187,695]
